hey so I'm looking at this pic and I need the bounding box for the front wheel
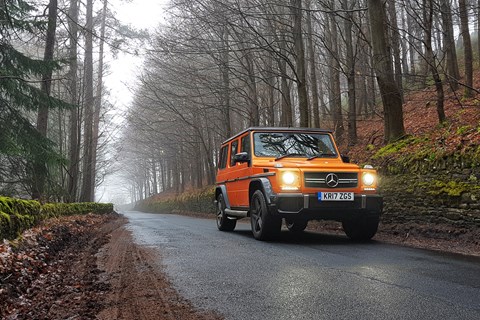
[216,194,236,231]
[250,190,281,241]
[342,217,379,241]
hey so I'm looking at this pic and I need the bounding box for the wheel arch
[215,185,231,209]
[249,178,274,205]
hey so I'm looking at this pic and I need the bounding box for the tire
[250,190,281,240]
[342,217,379,241]
[285,219,308,233]
[216,194,236,231]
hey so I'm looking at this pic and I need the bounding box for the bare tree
[290,0,309,127]
[458,0,473,97]
[440,0,460,91]
[423,0,446,123]
[80,0,95,202]
[67,0,80,202]
[306,0,320,128]
[368,0,405,142]
[342,0,357,145]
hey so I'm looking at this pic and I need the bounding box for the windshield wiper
[275,153,306,161]
[307,153,336,160]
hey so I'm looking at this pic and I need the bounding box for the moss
[0,198,114,240]
[366,144,376,151]
[425,180,480,197]
[374,136,428,160]
[456,125,472,135]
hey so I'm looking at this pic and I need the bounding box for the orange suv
[215,127,383,241]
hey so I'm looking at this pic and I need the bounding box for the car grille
[304,172,358,188]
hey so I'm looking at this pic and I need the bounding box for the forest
[1,0,479,203]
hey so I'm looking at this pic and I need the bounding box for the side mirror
[341,154,350,163]
[233,152,250,164]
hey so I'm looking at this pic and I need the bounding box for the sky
[97,0,167,204]
[104,0,168,108]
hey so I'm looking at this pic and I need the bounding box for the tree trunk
[387,0,403,103]
[265,51,276,126]
[306,1,320,128]
[80,0,95,202]
[33,0,58,200]
[458,0,473,97]
[91,0,108,193]
[328,9,344,142]
[407,9,416,83]
[151,157,158,194]
[478,0,480,67]
[440,0,460,91]
[368,0,405,142]
[245,50,260,126]
[424,0,446,123]
[279,31,293,127]
[220,26,231,138]
[343,0,357,146]
[67,0,80,202]
[290,0,309,127]
[400,8,409,76]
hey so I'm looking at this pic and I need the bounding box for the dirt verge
[0,213,222,320]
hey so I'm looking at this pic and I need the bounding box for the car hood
[253,159,360,170]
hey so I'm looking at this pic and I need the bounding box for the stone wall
[379,165,480,227]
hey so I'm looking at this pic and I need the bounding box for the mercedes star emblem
[326,173,339,188]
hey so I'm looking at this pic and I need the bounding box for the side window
[230,140,238,167]
[218,145,228,169]
[241,134,250,154]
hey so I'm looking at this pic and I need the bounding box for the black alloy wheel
[216,194,236,231]
[250,190,281,240]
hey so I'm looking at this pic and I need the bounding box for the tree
[342,0,357,145]
[305,0,320,128]
[67,0,80,202]
[33,0,58,200]
[458,0,473,97]
[423,0,446,123]
[440,0,459,91]
[0,0,68,198]
[368,0,405,142]
[80,0,95,202]
[290,0,309,127]
[327,4,344,143]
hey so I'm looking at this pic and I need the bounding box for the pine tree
[0,0,70,198]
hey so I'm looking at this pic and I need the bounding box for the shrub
[0,197,114,240]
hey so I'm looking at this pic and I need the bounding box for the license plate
[318,192,354,201]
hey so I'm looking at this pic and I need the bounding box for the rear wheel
[285,219,308,233]
[250,190,281,240]
[216,194,236,231]
[342,217,379,241]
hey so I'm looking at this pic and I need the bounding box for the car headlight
[282,172,296,185]
[362,172,375,186]
[280,171,300,190]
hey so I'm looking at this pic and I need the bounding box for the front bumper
[268,193,383,221]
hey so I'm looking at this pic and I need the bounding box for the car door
[235,133,252,208]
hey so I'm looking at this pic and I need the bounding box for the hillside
[346,82,480,167]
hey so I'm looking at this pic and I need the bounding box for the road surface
[122,211,480,320]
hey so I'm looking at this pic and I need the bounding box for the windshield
[253,132,337,159]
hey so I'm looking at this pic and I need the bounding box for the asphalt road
[122,211,480,320]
